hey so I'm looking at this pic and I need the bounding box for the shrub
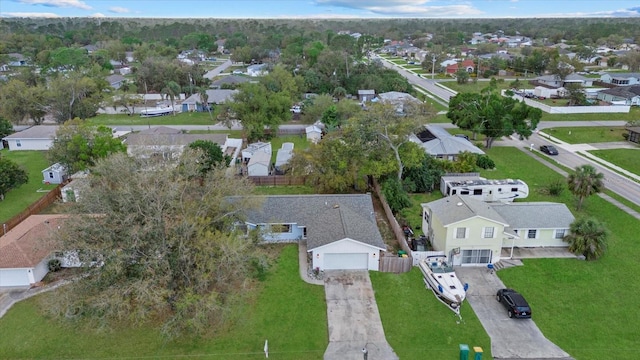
[48,258,62,272]
[475,154,495,169]
[547,179,565,196]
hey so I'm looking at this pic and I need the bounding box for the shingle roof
[0,215,69,268]
[491,202,575,230]
[599,85,640,99]
[604,72,640,80]
[3,126,58,140]
[424,195,507,226]
[125,133,228,147]
[211,75,250,87]
[411,125,484,156]
[244,194,385,250]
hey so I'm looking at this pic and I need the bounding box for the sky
[1,0,640,19]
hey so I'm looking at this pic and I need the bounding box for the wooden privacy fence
[371,178,412,255]
[379,254,413,273]
[1,185,63,236]
[247,176,307,186]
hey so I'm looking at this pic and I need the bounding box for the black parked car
[496,288,532,319]
[539,145,559,155]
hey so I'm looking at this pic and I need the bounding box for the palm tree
[564,217,609,261]
[567,164,604,210]
[198,87,214,121]
[161,81,181,116]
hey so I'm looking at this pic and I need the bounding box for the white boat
[418,256,468,313]
[140,105,175,117]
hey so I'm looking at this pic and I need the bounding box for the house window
[16,140,22,147]
[49,172,54,179]
[452,189,457,195]
[302,227,307,239]
[473,189,482,195]
[460,190,469,195]
[423,211,430,223]
[511,188,518,192]
[270,224,292,233]
[483,227,495,238]
[527,229,537,239]
[455,227,467,239]
[555,229,566,239]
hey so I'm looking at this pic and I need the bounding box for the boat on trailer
[418,256,468,313]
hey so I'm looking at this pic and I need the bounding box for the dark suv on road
[496,288,532,319]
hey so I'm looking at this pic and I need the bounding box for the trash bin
[473,346,483,360]
[459,344,469,360]
[398,250,407,257]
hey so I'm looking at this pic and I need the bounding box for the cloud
[90,12,106,18]
[1,11,60,17]
[314,0,483,17]
[109,6,130,14]
[18,0,91,10]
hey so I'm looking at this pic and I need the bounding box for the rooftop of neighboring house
[2,125,59,140]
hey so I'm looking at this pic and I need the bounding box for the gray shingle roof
[599,85,640,99]
[211,75,250,87]
[491,202,574,229]
[244,194,385,250]
[3,125,58,140]
[410,125,484,157]
[125,133,227,146]
[425,195,507,226]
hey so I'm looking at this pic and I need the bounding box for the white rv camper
[440,174,529,202]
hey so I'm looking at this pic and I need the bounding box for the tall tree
[48,119,127,174]
[0,156,28,201]
[447,90,542,148]
[564,217,609,261]
[0,117,13,139]
[48,73,102,123]
[161,80,181,115]
[49,153,262,338]
[188,139,229,175]
[567,164,605,210]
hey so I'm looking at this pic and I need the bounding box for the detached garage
[0,214,68,288]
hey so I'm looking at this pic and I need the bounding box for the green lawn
[483,147,640,360]
[87,112,220,126]
[0,245,328,359]
[370,269,492,359]
[0,150,57,224]
[588,148,640,176]
[544,127,628,144]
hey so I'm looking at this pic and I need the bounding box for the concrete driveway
[323,270,398,360]
[456,268,574,360]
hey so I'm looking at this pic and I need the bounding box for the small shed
[274,143,294,174]
[247,151,271,176]
[357,89,376,103]
[242,142,272,163]
[42,163,68,185]
[306,125,322,144]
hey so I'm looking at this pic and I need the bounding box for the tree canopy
[447,89,542,148]
[567,164,605,210]
[0,156,28,201]
[50,152,263,338]
[564,217,609,261]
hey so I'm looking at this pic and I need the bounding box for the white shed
[42,163,68,185]
[0,215,68,288]
[305,125,322,144]
[247,151,271,176]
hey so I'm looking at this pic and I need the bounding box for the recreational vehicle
[440,174,529,202]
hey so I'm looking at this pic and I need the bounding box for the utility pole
[431,54,437,79]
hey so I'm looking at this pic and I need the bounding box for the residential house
[242,141,272,163]
[274,143,294,174]
[181,89,238,112]
[247,63,268,77]
[534,73,592,88]
[0,215,69,287]
[597,85,640,106]
[243,194,386,271]
[446,59,475,75]
[374,91,421,114]
[2,125,58,151]
[409,125,484,160]
[42,163,68,185]
[106,74,126,90]
[7,53,28,66]
[600,73,640,86]
[421,195,574,266]
[82,44,98,54]
[125,126,232,161]
[305,125,322,144]
[626,127,640,144]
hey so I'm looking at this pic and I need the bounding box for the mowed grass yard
[0,246,329,359]
[0,150,57,224]
[588,148,640,176]
[544,127,628,144]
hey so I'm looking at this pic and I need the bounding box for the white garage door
[324,253,368,270]
[0,269,30,287]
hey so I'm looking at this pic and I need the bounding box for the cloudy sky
[2,0,639,18]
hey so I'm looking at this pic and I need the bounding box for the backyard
[0,150,57,224]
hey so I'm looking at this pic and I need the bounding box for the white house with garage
[2,125,58,151]
[242,194,387,271]
[422,195,574,266]
[0,214,68,287]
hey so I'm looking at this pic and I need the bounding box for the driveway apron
[323,270,398,360]
[456,267,574,360]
